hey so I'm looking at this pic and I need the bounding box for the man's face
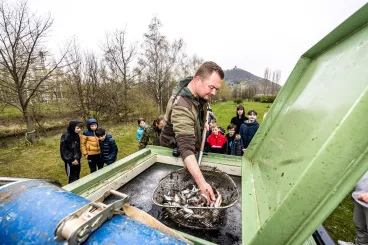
[90,123,97,131]
[75,126,81,134]
[139,121,146,128]
[98,134,106,141]
[157,120,165,130]
[195,72,222,100]
[228,129,235,137]
[248,112,257,122]
[212,127,219,136]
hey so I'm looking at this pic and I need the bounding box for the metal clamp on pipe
[54,190,129,245]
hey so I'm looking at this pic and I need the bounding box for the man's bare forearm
[183,154,206,185]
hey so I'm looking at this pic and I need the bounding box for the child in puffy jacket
[95,128,118,166]
[206,123,227,154]
[240,110,260,153]
[80,118,103,173]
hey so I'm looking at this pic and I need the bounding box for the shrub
[234,97,243,104]
[253,95,262,102]
[253,95,277,103]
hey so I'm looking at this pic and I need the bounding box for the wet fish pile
[162,184,222,218]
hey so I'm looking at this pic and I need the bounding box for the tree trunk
[23,109,35,143]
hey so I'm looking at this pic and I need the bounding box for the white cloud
[25,0,367,84]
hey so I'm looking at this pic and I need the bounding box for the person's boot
[337,240,355,245]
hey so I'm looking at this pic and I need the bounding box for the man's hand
[235,134,241,140]
[242,148,246,152]
[198,181,216,205]
[204,122,209,132]
[183,155,216,204]
[72,160,79,165]
[358,192,368,203]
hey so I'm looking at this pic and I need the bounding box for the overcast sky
[25,0,367,84]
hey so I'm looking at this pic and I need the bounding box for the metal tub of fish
[152,166,239,230]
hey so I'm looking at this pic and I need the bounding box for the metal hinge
[54,190,129,245]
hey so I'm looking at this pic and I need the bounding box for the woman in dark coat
[230,105,248,134]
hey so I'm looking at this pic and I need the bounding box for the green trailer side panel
[244,3,368,245]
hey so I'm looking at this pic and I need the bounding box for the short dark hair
[227,123,236,131]
[248,110,257,116]
[194,61,224,80]
[137,118,146,125]
[95,127,106,137]
[76,122,83,128]
[153,115,165,126]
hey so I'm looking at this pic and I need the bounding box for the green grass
[0,100,356,242]
[0,101,78,138]
[0,104,22,117]
[211,101,270,128]
[0,123,138,186]
[323,194,355,242]
[0,101,72,118]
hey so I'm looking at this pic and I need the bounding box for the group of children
[205,105,260,156]
[135,105,260,157]
[60,105,258,183]
[60,118,118,183]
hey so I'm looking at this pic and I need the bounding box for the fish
[164,195,173,202]
[171,202,181,207]
[161,184,222,211]
[200,194,209,206]
[192,214,204,219]
[182,205,194,215]
[174,193,181,203]
[187,196,201,204]
[215,190,222,208]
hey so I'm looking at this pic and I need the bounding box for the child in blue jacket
[137,118,146,141]
[240,110,260,153]
[95,128,118,165]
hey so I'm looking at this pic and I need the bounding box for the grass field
[0,100,355,243]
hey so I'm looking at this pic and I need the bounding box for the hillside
[224,66,264,84]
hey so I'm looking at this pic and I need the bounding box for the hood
[244,120,259,126]
[172,77,207,103]
[172,77,193,96]
[87,118,98,131]
[67,120,82,134]
[105,134,112,141]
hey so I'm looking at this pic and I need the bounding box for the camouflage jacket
[160,77,207,160]
[138,124,160,150]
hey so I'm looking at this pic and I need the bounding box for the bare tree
[102,29,140,119]
[274,69,281,94]
[180,54,204,78]
[262,67,271,95]
[64,40,105,120]
[64,41,87,118]
[0,1,69,142]
[140,17,184,113]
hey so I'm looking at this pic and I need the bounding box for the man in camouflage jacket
[160,61,224,203]
[138,124,160,150]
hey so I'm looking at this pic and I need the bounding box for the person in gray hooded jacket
[338,171,368,245]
